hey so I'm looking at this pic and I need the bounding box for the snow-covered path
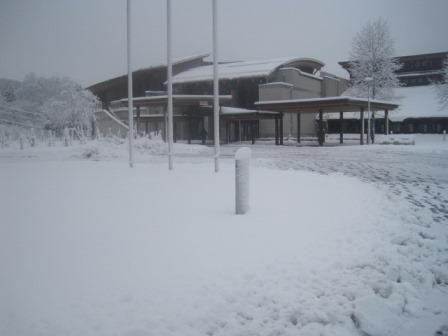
[221,141,448,224]
[1,137,447,336]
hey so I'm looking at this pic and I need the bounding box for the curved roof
[171,57,325,84]
[87,53,210,91]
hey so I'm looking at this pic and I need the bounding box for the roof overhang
[220,106,280,120]
[115,94,233,108]
[254,96,399,113]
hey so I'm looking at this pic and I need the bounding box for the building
[88,55,349,143]
[87,54,210,110]
[335,51,448,134]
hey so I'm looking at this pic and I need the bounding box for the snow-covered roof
[257,96,397,106]
[220,106,278,115]
[87,54,210,90]
[171,57,325,84]
[113,94,233,107]
[390,85,448,122]
[324,86,447,121]
[397,70,443,78]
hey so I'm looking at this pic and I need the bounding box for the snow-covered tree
[436,58,448,110]
[346,18,401,100]
[4,74,98,134]
[41,78,97,133]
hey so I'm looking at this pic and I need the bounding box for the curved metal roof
[171,57,325,84]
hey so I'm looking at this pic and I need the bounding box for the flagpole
[167,0,174,170]
[212,0,220,172]
[126,0,134,167]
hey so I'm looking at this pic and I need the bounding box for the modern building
[88,55,349,143]
[335,51,448,134]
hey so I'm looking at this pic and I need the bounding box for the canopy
[255,96,399,113]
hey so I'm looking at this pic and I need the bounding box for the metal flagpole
[212,0,220,172]
[127,0,134,167]
[167,0,174,170]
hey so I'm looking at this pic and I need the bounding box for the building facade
[88,55,348,142]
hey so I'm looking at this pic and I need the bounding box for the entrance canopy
[255,96,399,146]
[254,96,399,113]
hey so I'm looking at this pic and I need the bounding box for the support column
[136,106,141,134]
[145,121,149,135]
[173,120,177,143]
[187,118,192,144]
[339,111,344,144]
[297,113,301,143]
[279,113,284,145]
[238,120,242,143]
[163,109,167,142]
[318,109,324,146]
[385,110,389,135]
[275,117,279,145]
[371,112,375,143]
[251,121,255,145]
[360,107,364,145]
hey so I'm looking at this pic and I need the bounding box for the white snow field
[1,135,448,336]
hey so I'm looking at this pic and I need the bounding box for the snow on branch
[0,73,99,134]
[435,57,448,110]
[345,18,401,100]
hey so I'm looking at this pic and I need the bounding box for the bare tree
[436,58,448,110]
[346,18,401,100]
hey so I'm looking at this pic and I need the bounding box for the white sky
[1,0,447,87]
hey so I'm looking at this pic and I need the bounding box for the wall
[258,68,323,137]
[321,73,349,97]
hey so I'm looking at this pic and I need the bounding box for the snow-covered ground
[1,135,448,336]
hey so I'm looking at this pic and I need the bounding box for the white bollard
[235,147,251,215]
[443,130,446,142]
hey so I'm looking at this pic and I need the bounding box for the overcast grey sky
[1,0,447,87]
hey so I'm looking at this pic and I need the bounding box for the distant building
[88,55,348,142]
[335,51,448,134]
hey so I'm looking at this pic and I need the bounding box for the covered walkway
[115,95,281,144]
[255,96,399,145]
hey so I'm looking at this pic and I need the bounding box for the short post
[443,130,446,142]
[235,147,251,215]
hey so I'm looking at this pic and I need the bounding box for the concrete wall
[271,68,322,94]
[258,68,322,137]
[321,73,349,97]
